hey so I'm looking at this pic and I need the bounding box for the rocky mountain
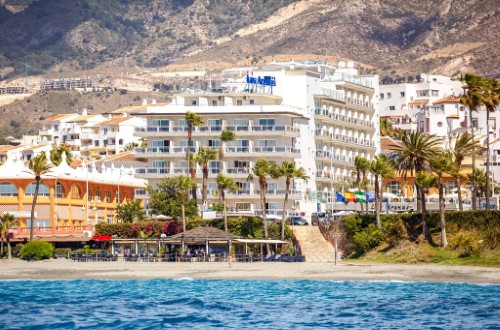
[0,0,498,80]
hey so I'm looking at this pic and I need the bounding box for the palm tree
[479,77,500,209]
[185,112,205,200]
[460,73,485,209]
[271,161,309,240]
[216,174,239,232]
[451,133,482,211]
[415,171,438,239]
[219,129,236,174]
[0,213,19,260]
[247,159,274,239]
[466,169,487,198]
[354,156,370,212]
[175,175,197,233]
[369,155,395,229]
[27,153,52,241]
[50,143,73,165]
[390,131,441,238]
[429,152,458,247]
[380,119,393,136]
[196,146,218,207]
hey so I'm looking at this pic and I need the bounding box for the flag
[336,192,346,204]
[366,192,375,203]
[345,191,356,203]
[355,190,366,203]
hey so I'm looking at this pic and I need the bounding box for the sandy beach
[1,258,499,283]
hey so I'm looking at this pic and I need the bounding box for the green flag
[355,190,366,203]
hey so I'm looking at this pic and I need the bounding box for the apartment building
[39,110,146,158]
[379,74,463,131]
[133,61,379,217]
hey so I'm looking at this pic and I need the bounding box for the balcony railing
[225,146,300,154]
[134,146,196,154]
[315,130,375,148]
[314,109,374,127]
[137,125,299,134]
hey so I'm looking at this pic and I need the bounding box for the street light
[117,169,132,206]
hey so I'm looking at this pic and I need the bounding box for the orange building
[0,152,147,241]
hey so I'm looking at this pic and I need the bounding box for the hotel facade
[133,61,380,218]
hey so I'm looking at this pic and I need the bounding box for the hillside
[0,0,498,81]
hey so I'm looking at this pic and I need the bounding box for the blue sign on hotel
[246,74,276,87]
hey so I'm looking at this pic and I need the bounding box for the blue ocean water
[0,279,498,329]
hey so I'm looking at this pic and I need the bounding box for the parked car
[287,216,309,225]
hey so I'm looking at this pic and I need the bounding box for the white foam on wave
[174,277,195,281]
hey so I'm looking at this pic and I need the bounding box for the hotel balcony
[39,128,54,136]
[134,146,196,158]
[135,166,250,179]
[314,109,375,130]
[225,125,300,137]
[315,130,375,149]
[65,138,82,147]
[224,146,300,157]
[344,97,375,112]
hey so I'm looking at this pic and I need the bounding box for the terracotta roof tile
[99,117,132,125]
[43,114,75,122]
[433,95,460,105]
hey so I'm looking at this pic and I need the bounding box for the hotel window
[152,119,169,128]
[386,93,392,99]
[249,99,255,105]
[107,215,113,224]
[386,181,401,195]
[209,160,219,174]
[400,92,405,97]
[235,202,251,211]
[0,182,18,196]
[379,93,384,99]
[236,182,250,193]
[259,118,275,126]
[208,182,218,196]
[208,139,220,148]
[191,100,197,106]
[416,90,429,97]
[431,90,439,97]
[266,183,278,194]
[259,140,276,151]
[152,140,170,148]
[106,189,112,203]
[25,183,50,197]
[472,119,478,128]
[236,100,243,106]
[212,100,218,106]
[235,140,250,152]
[207,119,222,131]
[389,106,396,111]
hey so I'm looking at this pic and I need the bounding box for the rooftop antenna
[19,61,29,89]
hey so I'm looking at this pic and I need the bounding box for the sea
[0,279,498,329]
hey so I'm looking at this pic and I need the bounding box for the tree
[247,159,274,239]
[146,177,198,220]
[429,152,459,247]
[27,153,53,241]
[196,146,218,207]
[50,143,72,165]
[216,174,239,232]
[380,119,393,136]
[116,200,146,223]
[185,112,205,200]
[271,161,309,240]
[0,213,19,260]
[219,129,236,173]
[466,169,487,197]
[123,142,139,152]
[354,156,370,213]
[369,155,395,229]
[460,73,485,210]
[451,133,482,211]
[390,131,441,238]
[415,171,438,239]
[175,175,197,233]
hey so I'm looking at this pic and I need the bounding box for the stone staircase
[293,226,335,263]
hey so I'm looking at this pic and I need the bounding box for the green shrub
[448,231,480,257]
[352,224,384,255]
[383,218,409,247]
[12,243,23,258]
[20,241,54,261]
[77,245,94,255]
[53,248,71,258]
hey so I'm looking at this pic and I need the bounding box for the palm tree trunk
[1,232,4,257]
[202,167,208,206]
[470,107,477,210]
[187,127,197,201]
[375,175,381,229]
[181,203,186,233]
[439,176,447,247]
[456,177,463,211]
[30,180,41,241]
[7,237,12,260]
[485,109,490,210]
[281,179,290,240]
[223,192,228,232]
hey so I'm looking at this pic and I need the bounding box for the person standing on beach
[227,254,232,268]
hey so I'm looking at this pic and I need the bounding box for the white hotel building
[133,61,379,217]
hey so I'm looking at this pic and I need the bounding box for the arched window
[386,181,401,195]
[96,187,102,199]
[70,185,81,199]
[119,139,124,145]
[55,182,65,198]
[25,182,50,197]
[0,182,18,196]
[105,188,111,202]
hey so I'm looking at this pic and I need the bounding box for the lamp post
[117,169,132,206]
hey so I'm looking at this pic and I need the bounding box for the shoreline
[1,259,499,284]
